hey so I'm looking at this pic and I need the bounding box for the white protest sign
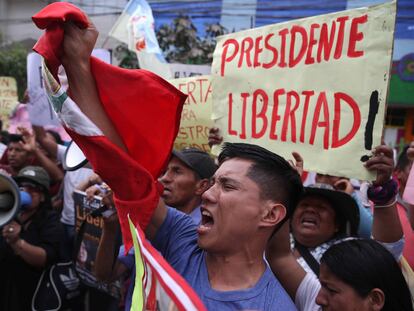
[27,49,111,126]
[212,1,396,180]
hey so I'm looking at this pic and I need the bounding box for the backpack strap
[295,241,320,276]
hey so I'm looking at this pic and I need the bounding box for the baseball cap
[14,166,50,191]
[299,183,360,236]
[172,148,217,179]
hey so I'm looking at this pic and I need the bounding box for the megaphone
[63,140,91,171]
[0,174,32,228]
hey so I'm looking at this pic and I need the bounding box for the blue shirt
[153,207,297,311]
[117,205,202,311]
[189,205,201,224]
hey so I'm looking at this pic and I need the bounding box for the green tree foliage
[156,16,227,64]
[113,43,140,69]
[0,43,27,101]
[115,16,227,67]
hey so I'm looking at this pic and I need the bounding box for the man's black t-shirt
[0,208,63,311]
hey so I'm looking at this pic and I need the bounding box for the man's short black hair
[218,143,303,216]
[8,134,23,145]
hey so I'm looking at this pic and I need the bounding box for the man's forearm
[372,202,403,243]
[33,148,64,182]
[94,225,118,281]
[266,221,306,300]
[64,62,126,151]
[12,239,47,268]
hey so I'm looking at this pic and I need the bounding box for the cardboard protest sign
[169,76,214,152]
[211,1,396,180]
[0,77,18,129]
[74,190,121,298]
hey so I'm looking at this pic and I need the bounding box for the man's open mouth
[198,208,214,233]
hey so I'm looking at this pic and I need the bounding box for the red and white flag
[32,2,187,250]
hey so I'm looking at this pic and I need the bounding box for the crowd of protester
[0,108,413,311]
[1,12,414,311]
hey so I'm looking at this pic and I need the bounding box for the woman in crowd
[267,144,410,310]
[316,238,412,310]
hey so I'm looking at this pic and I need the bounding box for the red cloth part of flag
[32,2,187,250]
[32,3,186,179]
[67,128,160,251]
[32,2,89,77]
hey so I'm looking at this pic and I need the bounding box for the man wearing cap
[158,148,217,223]
[0,166,63,310]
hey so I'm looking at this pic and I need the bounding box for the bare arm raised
[60,20,169,239]
[365,144,403,243]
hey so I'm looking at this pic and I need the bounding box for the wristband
[373,197,398,209]
[367,179,398,205]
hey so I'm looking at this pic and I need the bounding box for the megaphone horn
[0,174,32,228]
[63,140,91,171]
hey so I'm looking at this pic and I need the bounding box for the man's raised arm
[60,21,126,151]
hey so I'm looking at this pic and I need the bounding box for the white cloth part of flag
[42,60,102,137]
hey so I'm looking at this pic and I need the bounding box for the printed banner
[169,76,213,152]
[74,190,121,298]
[0,77,18,129]
[211,1,396,180]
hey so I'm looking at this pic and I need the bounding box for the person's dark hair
[8,134,24,145]
[321,239,412,311]
[396,145,412,171]
[46,130,64,145]
[1,130,10,145]
[218,143,303,216]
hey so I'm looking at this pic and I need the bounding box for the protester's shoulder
[152,206,201,266]
[165,206,199,228]
[259,266,297,308]
[154,206,198,245]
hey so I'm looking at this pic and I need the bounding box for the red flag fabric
[33,3,186,250]
[32,2,186,179]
